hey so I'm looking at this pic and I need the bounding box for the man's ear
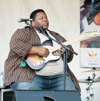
[31,21,35,26]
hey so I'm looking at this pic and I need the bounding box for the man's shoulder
[17,26,31,31]
[14,26,33,35]
[48,29,66,42]
[11,26,32,38]
[47,29,59,35]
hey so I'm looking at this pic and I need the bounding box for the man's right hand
[29,47,49,57]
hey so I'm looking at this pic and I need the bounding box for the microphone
[17,18,34,23]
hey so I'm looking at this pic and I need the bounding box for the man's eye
[38,17,43,19]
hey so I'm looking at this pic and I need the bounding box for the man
[4,9,81,92]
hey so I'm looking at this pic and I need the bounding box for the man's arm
[29,47,49,57]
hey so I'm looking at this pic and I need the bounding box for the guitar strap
[42,31,53,44]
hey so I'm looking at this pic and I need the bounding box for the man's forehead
[36,12,46,16]
[36,15,47,17]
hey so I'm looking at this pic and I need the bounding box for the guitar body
[26,40,60,70]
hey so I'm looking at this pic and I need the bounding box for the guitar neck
[49,36,81,52]
[49,32,98,52]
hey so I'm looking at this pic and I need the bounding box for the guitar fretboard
[49,32,98,52]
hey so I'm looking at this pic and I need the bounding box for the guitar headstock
[83,31,98,38]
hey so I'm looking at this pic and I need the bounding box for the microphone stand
[24,21,78,91]
[61,48,78,90]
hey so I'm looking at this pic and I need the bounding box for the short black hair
[30,9,45,19]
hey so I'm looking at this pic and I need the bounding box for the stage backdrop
[0,0,100,101]
[80,0,100,68]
